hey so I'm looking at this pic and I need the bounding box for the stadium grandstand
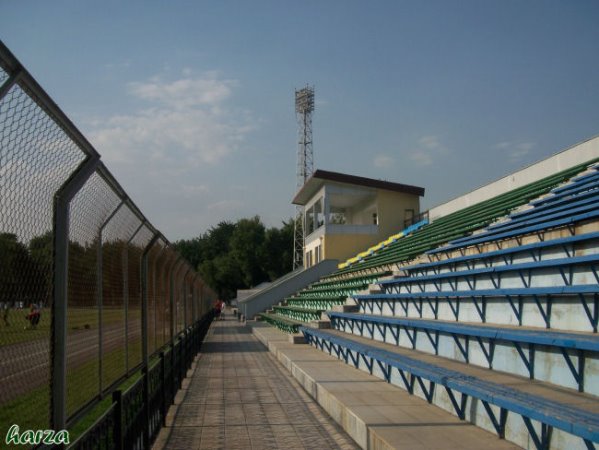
[254,138,599,450]
[3,35,598,450]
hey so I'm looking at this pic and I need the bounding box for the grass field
[0,306,174,449]
[0,338,145,449]
[0,307,139,346]
[68,355,163,444]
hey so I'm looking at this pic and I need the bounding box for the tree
[174,221,236,269]
[261,220,294,281]
[175,216,294,300]
[199,253,244,301]
[203,221,236,259]
[29,231,53,306]
[229,216,266,287]
[0,232,45,306]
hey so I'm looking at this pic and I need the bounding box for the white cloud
[496,141,536,163]
[208,199,243,212]
[408,135,449,166]
[180,184,210,198]
[409,150,433,166]
[103,60,131,70]
[88,72,252,167]
[373,154,394,168]
[128,73,236,110]
[418,135,442,150]
[84,71,255,238]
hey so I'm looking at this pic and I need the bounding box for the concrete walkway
[153,310,359,450]
[154,309,519,450]
[251,324,520,450]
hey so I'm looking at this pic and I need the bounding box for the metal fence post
[141,232,159,449]
[192,276,200,352]
[183,268,191,329]
[97,200,124,397]
[169,258,182,398]
[0,69,22,101]
[160,351,166,426]
[112,390,123,450]
[153,244,166,353]
[160,253,173,347]
[170,257,182,344]
[52,156,100,431]
[192,276,197,325]
[124,221,144,375]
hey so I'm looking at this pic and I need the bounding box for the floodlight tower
[293,85,315,270]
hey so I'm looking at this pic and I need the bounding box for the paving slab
[152,311,359,450]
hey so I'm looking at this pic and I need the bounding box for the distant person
[2,302,9,327]
[214,300,221,319]
[24,304,41,330]
[218,300,225,320]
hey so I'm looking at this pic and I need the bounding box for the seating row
[327,311,598,393]
[301,326,599,450]
[259,159,599,448]
[333,160,597,276]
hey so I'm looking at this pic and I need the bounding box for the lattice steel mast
[293,86,315,270]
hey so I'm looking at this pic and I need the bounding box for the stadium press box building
[292,169,425,268]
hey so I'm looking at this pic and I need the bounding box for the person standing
[2,302,9,327]
[218,299,225,320]
[214,299,222,320]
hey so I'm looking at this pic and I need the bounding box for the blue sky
[2,1,599,239]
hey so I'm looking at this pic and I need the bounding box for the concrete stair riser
[307,335,594,450]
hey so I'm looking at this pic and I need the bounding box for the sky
[2,1,599,240]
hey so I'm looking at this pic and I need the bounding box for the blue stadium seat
[301,326,599,449]
[327,311,598,390]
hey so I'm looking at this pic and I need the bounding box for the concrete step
[304,327,599,450]
[391,269,408,278]
[331,304,360,313]
[250,323,518,450]
[327,312,599,393]
[306,320,331,330]
[367,283,384,294]
[288,333,305,344]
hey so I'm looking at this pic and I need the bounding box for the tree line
[174,216,294,300]
[0,232,53,306]
[0,215,294,306]
[0,231,145,308]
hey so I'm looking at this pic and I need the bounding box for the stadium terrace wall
[0,40,217,447]
[428,135,599,221]
[239,259,339,320]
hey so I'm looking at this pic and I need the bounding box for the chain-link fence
[0,41,216,447]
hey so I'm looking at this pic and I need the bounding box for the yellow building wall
[302,187,422,267]
[321,190,421,265]
[322,234,380,263]
[377,190,421,238]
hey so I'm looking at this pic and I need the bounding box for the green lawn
[0,384,49,449]
[0,307,179,449]
[0,337,144,449]
[68,355,161,444]
[0,307,139,346]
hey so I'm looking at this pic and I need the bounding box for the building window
[305,196,324,235]
[329,208,346,224]
[315,197,324,228]
[305,250,313,267]
[306,208,315,235]
[315,244,321,263]
[372,212,378,225]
